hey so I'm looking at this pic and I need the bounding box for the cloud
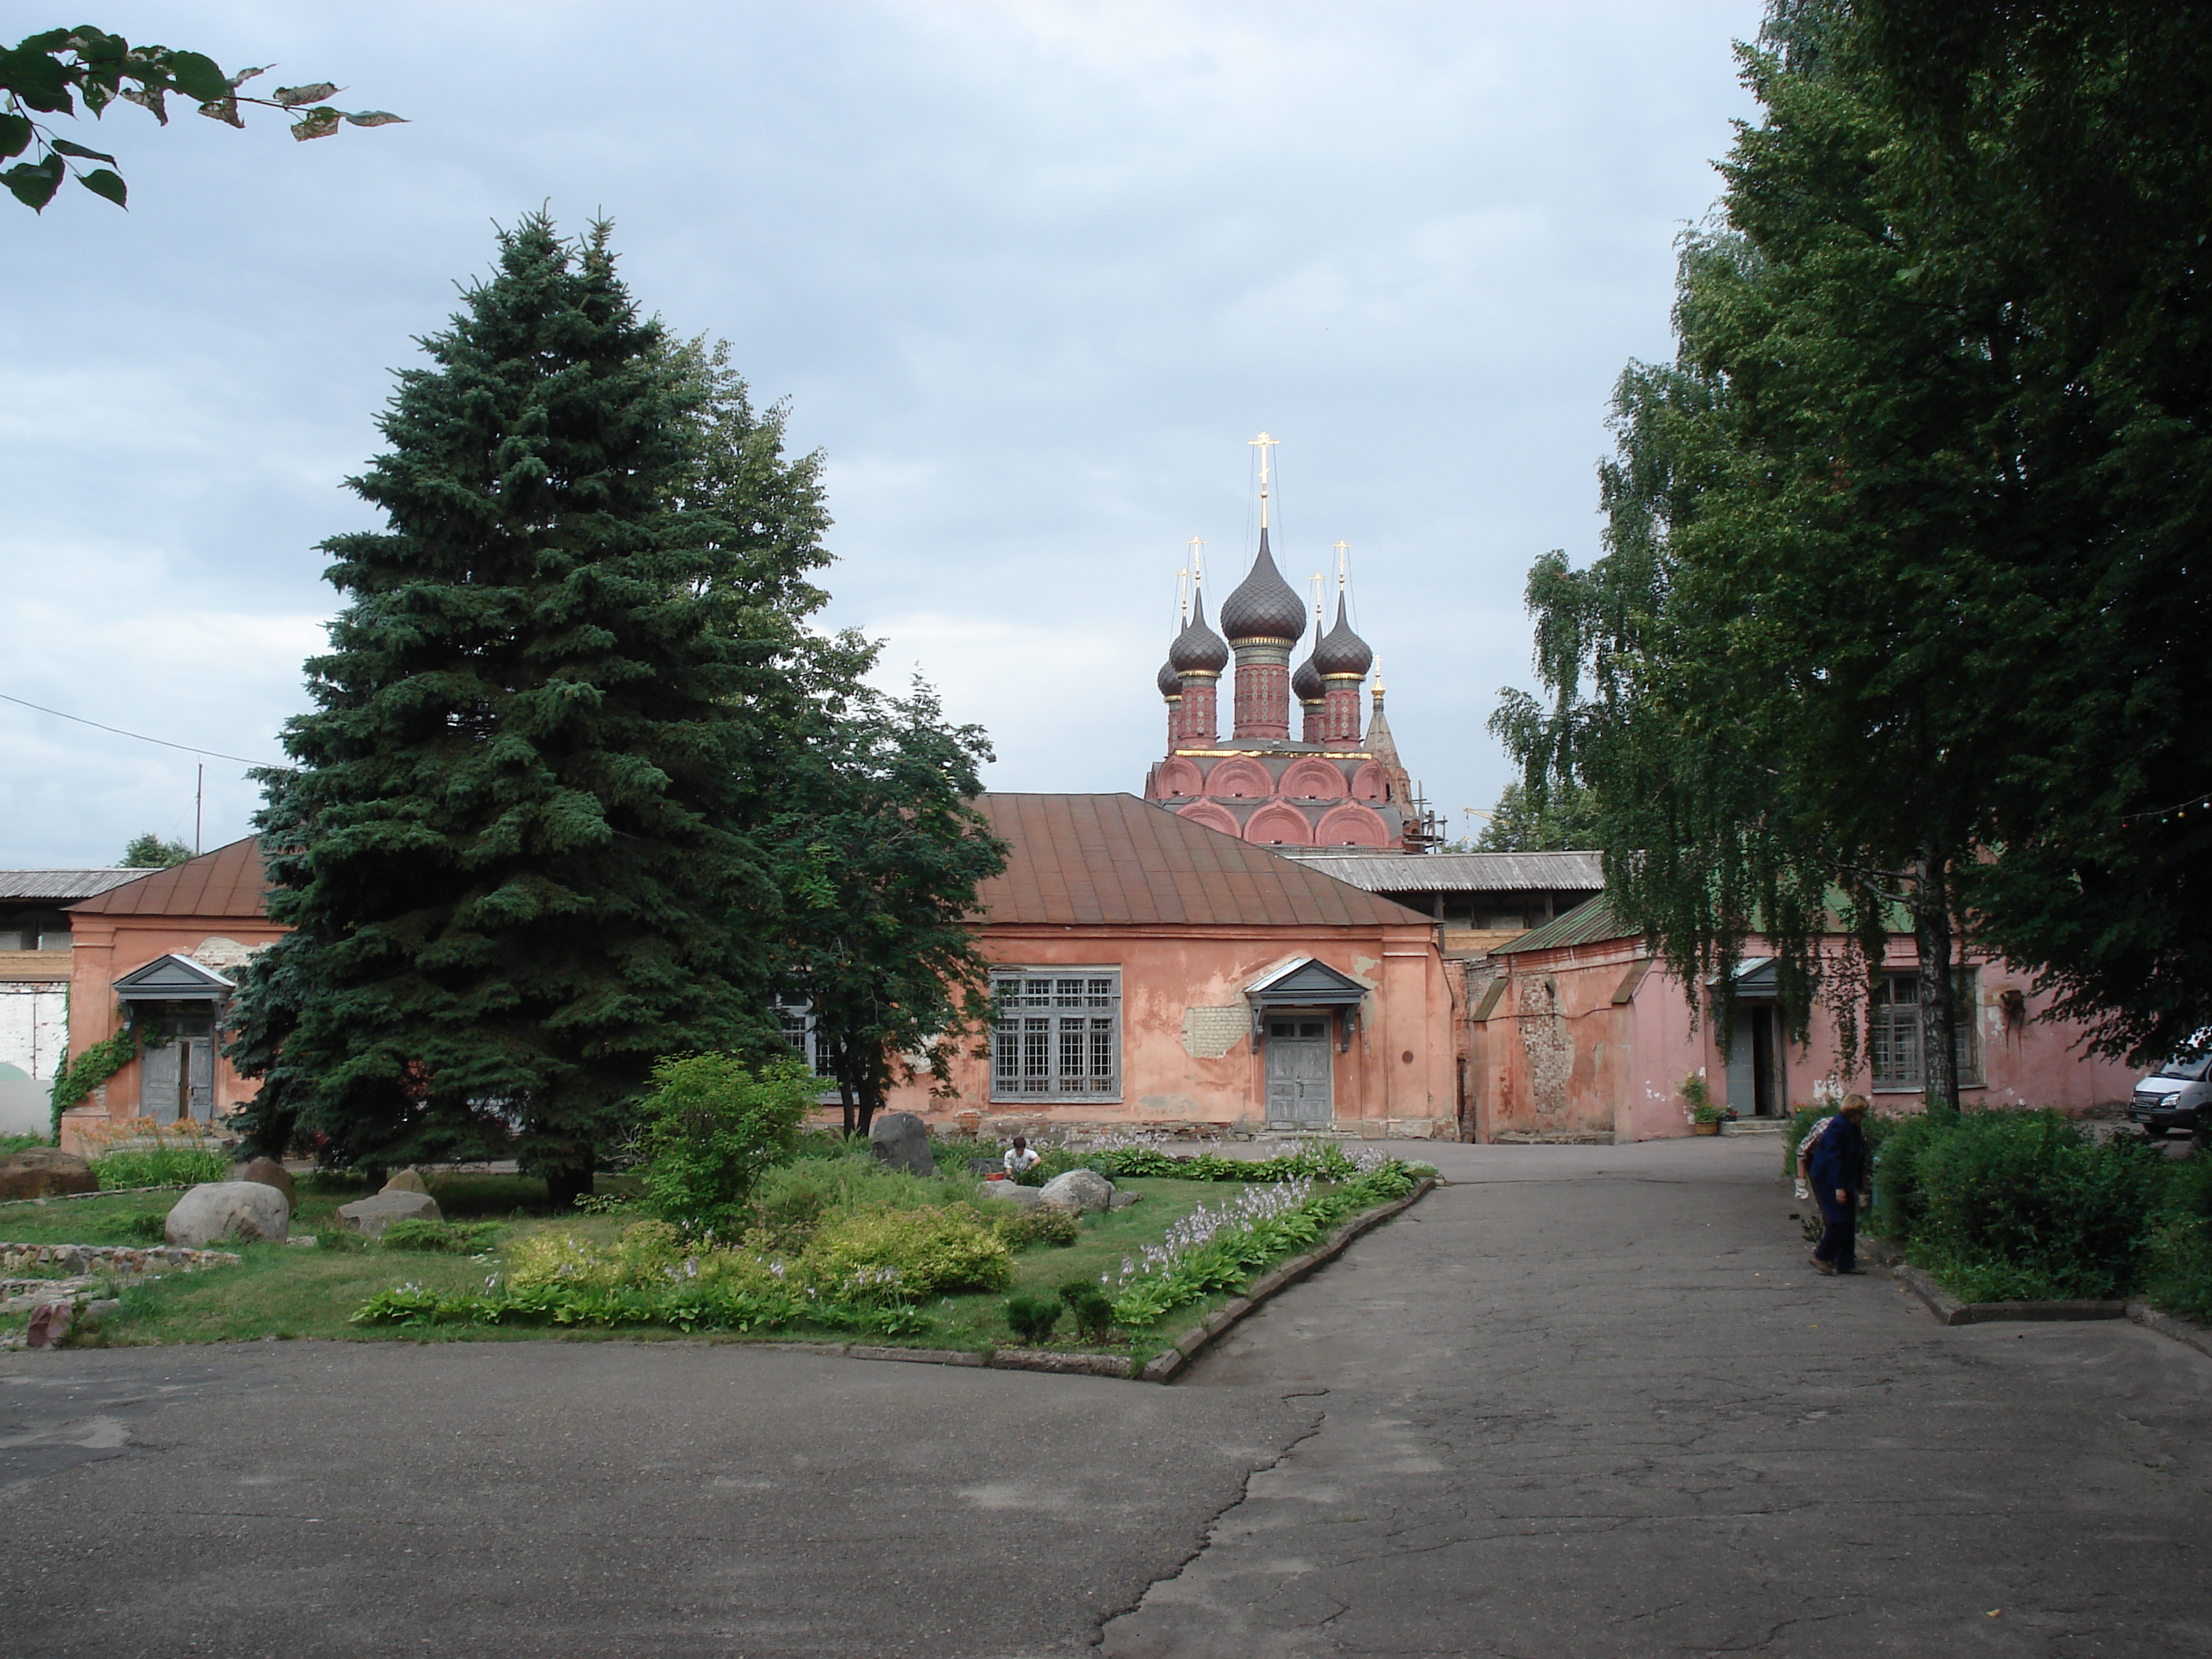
[0,0,1764,865]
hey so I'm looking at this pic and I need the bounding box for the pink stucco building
[58,839,284,1150]
[1465,897,2134,1142]
[880,793,1463,1139]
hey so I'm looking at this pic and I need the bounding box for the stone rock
[869,1111,935,1176]
[0,1148,97,1201]
[1108,1188,1140,1210]
[335,1190,441,1238]
[381,1167,430,1195]
[978,1181,1044,1208]
[166,1181,292,1247]
[1038,1168,1116,1214]
[25,1300,73,1349]
[232,1156,296,1203]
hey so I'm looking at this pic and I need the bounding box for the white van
[2130,1042,2211,1137]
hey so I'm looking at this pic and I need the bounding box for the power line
[0,690,284,770]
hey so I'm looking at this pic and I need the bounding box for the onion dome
[1291,651,1324,702]
[1312,594,1374,678]
[1157,657,1182,698]
[1168,589,1230,674]
[1218,528,1307,644]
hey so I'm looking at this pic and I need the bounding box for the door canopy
[111,952,236,1009]
[1243,956,1368,1039]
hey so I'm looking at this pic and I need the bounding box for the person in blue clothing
[1807,1093,1870,1274]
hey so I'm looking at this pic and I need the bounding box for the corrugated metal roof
[0,869,152,903]
[1281,850,1606,894]
[1491,895,1635,954]
[974,795,1435,928]
[68,837,269,919]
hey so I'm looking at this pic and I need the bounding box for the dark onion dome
[1291,650,1324,701]
[1312,593,1374,677]
[1169,588,1230,673]
[1218,527,1307,644]
[1158,657,1182,698]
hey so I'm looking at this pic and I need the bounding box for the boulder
[231,1156,296,1203]
[978,1181,1045,1208]
[1108,1188,1140,1210]
[166,1181,292,1247]
[0,1147,98,1201]
[335,1190,441,1238]
[869,1111,935,1177]
[1038,1168,1116,1214]
[380,1167,430,1195]
[25,1299,73,1350]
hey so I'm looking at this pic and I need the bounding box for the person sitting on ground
[1003,1136,1041,1177]
[1807,1094,1871,1276]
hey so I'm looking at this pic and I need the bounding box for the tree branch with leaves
[2,25,401,211]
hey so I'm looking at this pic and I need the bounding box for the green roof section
[1491,895,1634,955]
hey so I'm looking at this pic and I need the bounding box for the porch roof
[1490,895,1634,954]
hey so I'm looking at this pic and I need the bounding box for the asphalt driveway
[5,1135,2209,1657]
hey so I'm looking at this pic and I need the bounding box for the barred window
[990,969,1121,1101]
[1870,970,1981,1091]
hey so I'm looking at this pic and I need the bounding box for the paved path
[1104,1137,2212,1657]
[5,1138,2208,1657]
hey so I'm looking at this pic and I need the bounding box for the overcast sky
[1,0,1765,868]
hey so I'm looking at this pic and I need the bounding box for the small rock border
[1878,1243,2212,1361]
[0,1243,241,1276]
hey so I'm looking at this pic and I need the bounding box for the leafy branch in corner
[1,25,403,211]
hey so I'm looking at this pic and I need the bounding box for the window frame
[1869,968,1982,1093]
[988,967,1123,1104]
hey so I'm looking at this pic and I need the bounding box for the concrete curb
[1140,1176,1440,1384]
[1885,1254,2126,1327]
[2125,1302,2212,1362]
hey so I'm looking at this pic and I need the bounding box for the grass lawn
[7,1170,1401,1361]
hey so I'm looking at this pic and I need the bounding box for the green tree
[1493,3,2015,1108]
[1837,2,2212,1065]
[1466,780,1601,853]
[767,677,1006,1137]
[119,832,189,868]
[2,25,399,211]
[228,214,824,1201]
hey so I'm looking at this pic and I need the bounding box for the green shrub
[2143,1156,2212,1323]
[748,1152,979,1247]
[638,1054,815,1236]
[0,1131,48,1157]
[805,1207,1013,1297]
[1005,1293,1060,1344]
[1869,1111,1942,1242]
[993,1207,1079,1248]
[379,1218,503,1254]
[1058,1277,1114,1341]
[1909,1111,2163,1301]
[123,1211,167,1243]
[90,1144,229,1189]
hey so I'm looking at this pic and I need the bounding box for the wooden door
[1265,1016,1334,1125]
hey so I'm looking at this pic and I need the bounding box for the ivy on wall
[46,1018,135,1144]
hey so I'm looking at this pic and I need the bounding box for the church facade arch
[1176,799,1241,837]
[1205,757,1275,800]
[1153,756,1203,799]
[1243,803,1313,846]
[1313,804,1390,848]
[1278,757,1348,801]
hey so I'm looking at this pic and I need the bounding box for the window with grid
[989,970,1121,1101]
[1870,970,1980,1090]
[773,998,824,1077]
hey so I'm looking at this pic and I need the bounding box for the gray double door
[1725,1002,1784,1118]
[141,1027,217,1123]
[1265,1015,1334,1126]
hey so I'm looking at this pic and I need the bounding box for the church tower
[1141,436,1438,852]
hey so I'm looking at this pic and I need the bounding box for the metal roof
[1491,895,1635,954]
[68,837,269,919]
[1280,850,1606,894]
[974,795,1435,928]
[0,869,152,904]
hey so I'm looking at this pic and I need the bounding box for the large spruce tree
[232,215,828,1200]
